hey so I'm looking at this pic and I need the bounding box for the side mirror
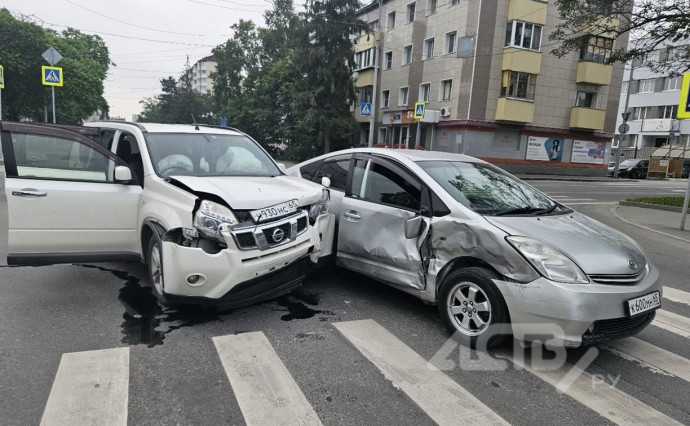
[404,215,423,239]
[115,165,133,182]
[321,176,331,188]
[277,163,287,172]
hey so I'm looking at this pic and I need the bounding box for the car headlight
[193,200,239,241]
[308,189,330,223]
[506,236,589,284]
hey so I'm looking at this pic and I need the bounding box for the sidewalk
[613,204,690,243]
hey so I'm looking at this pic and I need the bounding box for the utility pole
[367,0,383,148]
[614,63,634,178]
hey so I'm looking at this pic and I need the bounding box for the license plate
[251,199,299,223]
[626,291,661,316]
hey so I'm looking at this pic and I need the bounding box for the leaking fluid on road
[275,289,335,321]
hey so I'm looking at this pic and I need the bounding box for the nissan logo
[272,228,285,243]
[628,260,638,270]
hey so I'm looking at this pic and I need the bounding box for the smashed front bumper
[494,264,661,347]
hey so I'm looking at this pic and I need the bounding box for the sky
[2,0,274,120]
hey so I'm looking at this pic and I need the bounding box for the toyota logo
[272,228,285,243]
[628,260,638,270]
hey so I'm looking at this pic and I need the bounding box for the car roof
[87,121,244,136]
[320,148,486,164]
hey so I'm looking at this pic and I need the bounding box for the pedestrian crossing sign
[360,102,372,117]
[677,72,690,118]
[42,66,63,87]
[414,102,426,119]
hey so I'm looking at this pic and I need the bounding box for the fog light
[186,274,206,286]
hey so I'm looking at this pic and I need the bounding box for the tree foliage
[550,0,690,73]
[0,8,110,123]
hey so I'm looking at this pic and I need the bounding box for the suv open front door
[0,122,141,265]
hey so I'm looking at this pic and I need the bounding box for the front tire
[147,234,170,306]
[438,267,510,349]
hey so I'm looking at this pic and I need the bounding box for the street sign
[0,65,4,89]
[42,47,63,66]
[678,72,690,119]
[42,66,63,87]
[219,115,228,128]
[414,102,426,119]
[359,102,372,117]
[618,123,630,134]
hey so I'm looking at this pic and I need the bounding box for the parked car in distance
[609,158,649,179]
[0,121,334,309]
[289,149,661,348]
[607,161,616,175]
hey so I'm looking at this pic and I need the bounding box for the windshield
[418,160,565,216]
[145,133,281,178]
[618,159,638,168]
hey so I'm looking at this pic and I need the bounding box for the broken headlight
[308,189,330,223]
[506,236,589,284]
[193,200,238,241]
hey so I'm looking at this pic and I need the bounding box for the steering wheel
[160,165,192,177]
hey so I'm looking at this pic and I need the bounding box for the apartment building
[185,55,217,94]
[353,0,628,175]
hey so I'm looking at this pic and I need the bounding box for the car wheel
[438,267,510,349]
[147,234,170,306]
[629,170,638,179]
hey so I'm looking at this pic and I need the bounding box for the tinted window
[351,159,420,210]
[314,158,350,191]
[299,160,324,181]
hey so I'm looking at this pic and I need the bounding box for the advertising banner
[571,140,605,164]
[526,136,563,162]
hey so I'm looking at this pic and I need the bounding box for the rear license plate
[627,291,660,316]
[251,199,299,223]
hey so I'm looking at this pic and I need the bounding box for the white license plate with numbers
[627,291,660,316]
[251,199,299,223]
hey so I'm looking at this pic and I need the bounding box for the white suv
[0,121,334,308]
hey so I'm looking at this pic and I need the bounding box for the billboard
[526,136,563,162]
[571,140,605,164]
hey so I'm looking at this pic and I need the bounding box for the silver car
[289,149,661,348]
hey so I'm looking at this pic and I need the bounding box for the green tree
[550,0,690,72]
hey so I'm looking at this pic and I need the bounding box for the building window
[402,45,413,65]
[580,35,614,63]
[501,71,537,100]
[638,78,655,93]
[420,83,431,102]
[505,21,542,51]
[356,86,373,105]
[384,51,393,70]
[378,128,388,145]
[658,105,677,119]
[664,76,681,91]
[423,38,435,60]
[427,0,437,15]
[406,3,416,23]
[445,31,457,54]
[354,48,376,71]
[440,79,452,101]
[450,0,460,5]
[387,11,396,30]
[633,106,653,120]
[381,90,390,108]
[575,90,598,108]
[399,87,409,106]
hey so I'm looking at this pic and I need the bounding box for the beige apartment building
[353,0,627,175]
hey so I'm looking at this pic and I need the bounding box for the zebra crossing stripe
[604,338,690,383]
[213,332,322,426]
[40,347,129,426]
[334,319,508,426]
[505,352,683,425]
[654,310,690,338]
[663,287,690,307]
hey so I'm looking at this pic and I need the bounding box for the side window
[313,157,351,191]
[116,132,144,185]
[299,160,324,181]
[10,133,115,182]
[100,130,116,150]
[351,159,421,210]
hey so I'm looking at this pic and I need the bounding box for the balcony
[354,32,377,52]
[508,0,547,24]
[569,107,606,130]
[576,61,613,85]
[495,98,534,123]
[355,69,375,87]
[502,48,541,74]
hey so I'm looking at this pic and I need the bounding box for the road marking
[334,319,507,426]
[563,202,617,205]
[604,338,690,383]
[504,352,683,425]
[550,197,597,202]
[213,332,322,426]
[653,310,690,338]
[41,347,129,426]
[664,287,690,307]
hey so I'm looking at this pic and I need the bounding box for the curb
[619,201,683,213]
[611,206,690,243]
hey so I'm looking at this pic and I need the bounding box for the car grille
[582,311,655,345]
[589,268,646,285]
[232,211,309,251]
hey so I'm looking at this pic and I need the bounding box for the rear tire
[438,267,510,349]
[147,234,171,306]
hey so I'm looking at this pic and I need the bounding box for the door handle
[343,210,361,221]
[12,190,47,197]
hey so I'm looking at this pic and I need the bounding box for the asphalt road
[1,173,690,425]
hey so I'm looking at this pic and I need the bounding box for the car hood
[169,175,324,210]
[484,212,647,275]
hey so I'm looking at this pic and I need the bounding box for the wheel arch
[140,219,166,263]
[435,256,505,300]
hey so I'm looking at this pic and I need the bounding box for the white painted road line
[506,352,683,425]
[664,286,690,307]
[550,198,597,202]
[40,347,129,426]
[563,202,617,205]
[604,338,690,383]
[213,333,322,426]
[654,310,690,338]
[334,319,507,426]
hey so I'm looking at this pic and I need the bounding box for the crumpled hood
[485,212,647,275]
[169,175,324,210]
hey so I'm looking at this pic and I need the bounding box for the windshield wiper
[492,206,546,216]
